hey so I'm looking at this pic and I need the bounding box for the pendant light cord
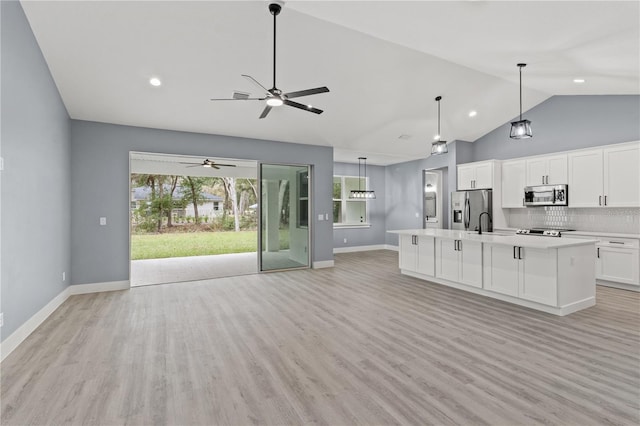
[519,65,523,121]
[437,99,441,138]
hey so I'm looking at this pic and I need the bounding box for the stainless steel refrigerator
[451,189,493,232]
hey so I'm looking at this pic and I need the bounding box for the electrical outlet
[62,271,66,281]
[99,217,107,226]
[0,157,4,171]
[0,313,4,328]
[343,238,347,244]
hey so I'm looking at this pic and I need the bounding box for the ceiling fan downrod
[269,2,282,90]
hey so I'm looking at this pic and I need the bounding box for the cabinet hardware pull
[546,175,549,184]
[609,241,624,244]
[597,247,600,258]
[513,246,517,259]
[454,240,457,251]
[458,240,462,251]
[604,195,607,206]
[542,176,545,184]
[518,247,523,260]
[599,195,602,206]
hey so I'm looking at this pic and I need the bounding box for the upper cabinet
[568,142,639,208]
[501,159,526,208]
[525,154,567,186]
[457,160,496,190]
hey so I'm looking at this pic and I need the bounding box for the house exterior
[130,186,224,222]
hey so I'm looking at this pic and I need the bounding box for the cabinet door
[502,160,526,208]
[416,236,435,277]
[474,163,493,189]
[519,247,558,306]
[546,154,568,185]
[459,240,483,288]
[457,166,475,190]
[526,158,547,186]
[483,244,519,296]
[597,247,640,285]
[603,143,640,207]
[399,235,417,272]
[436,238,459,281]
[568,149,603,207]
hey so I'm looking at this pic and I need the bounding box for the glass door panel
[259,164,310,271]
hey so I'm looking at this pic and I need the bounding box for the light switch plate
[99,217,107,226]
[317,214,323,221]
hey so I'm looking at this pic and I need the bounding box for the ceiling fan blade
[212,165,220,170]
[259,105,273,119]
[210,97,266,101]
[186,164,203,168]
[242,75,271,96]
[284,87,329,99]
[212,163,237,167]
[284,99,323,115]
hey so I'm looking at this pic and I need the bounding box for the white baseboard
[334,244,398,254]
[1,280,130,363]
[1,287,70,362]
[312,260,334,269]
[596,280,639,292]
[69,280,130,295]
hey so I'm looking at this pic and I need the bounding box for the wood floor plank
[2,250,639,425]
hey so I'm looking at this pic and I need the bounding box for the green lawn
[131,230,290,260]
[131,231,258,260]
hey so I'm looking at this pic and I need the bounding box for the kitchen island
[389,229,598,316]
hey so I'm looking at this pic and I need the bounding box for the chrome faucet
[478,211,492,235]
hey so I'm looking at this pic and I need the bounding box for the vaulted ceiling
[21,1,639,165]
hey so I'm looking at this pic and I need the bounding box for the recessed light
[573,78,585,84]
[468,110,477,117]
[149,77,162,87]
[398,134,412,140]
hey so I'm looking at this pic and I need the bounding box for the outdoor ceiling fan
[180,159,237,170]
[210,1,329,119]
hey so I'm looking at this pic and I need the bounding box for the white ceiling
[130,152,258,178]
[21,1,639,165]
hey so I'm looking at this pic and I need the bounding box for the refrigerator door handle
[464,197,470,229]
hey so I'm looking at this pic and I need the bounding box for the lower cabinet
[399,234,435,276]
[483,243,558,306]
[435,238,482,288]
[597,245,640,286]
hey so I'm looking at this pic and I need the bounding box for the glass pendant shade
[510,119,532,139]
[431,140,448,154]
[349,157,376,199]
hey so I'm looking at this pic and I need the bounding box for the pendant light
[349,157,376,199]
[431,96,448,155]
[510,63,532,139]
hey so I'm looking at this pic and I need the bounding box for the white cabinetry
[597,238,639,286]
[457,161,495,190]
[526,154,567,186]
[501,159,526,208]
[399,234,435,277]
[435,238,482,288]
[568,142,640,207]
[483,244,557,306]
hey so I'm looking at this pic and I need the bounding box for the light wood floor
[2,250,639,425]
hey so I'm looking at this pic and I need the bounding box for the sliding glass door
[259,164,310,271]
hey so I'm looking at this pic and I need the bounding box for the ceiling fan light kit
[431,95,448,155]
[210,2,329,119]
[510,63,533,139]
[349,157,376,199]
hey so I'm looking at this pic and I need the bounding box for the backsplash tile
[508,207,640,234]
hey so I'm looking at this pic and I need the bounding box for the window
[333,175,369,227]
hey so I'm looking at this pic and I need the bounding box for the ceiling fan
[210,1,329,119]
[180,159,237,169]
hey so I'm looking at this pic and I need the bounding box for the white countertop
[388,229,598,249]
[563,230,640,239]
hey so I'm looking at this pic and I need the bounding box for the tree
[222,177,240,232]
[182,176,206,224]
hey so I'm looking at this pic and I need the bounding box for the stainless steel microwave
[524,184,568,206]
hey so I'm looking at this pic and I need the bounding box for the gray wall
[385,140,465,246]
[1,0,71,340]
[333,162,386,248]
[472,95,640,161]
[70,120,333,285]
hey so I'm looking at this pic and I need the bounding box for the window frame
[333,175,371,228]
